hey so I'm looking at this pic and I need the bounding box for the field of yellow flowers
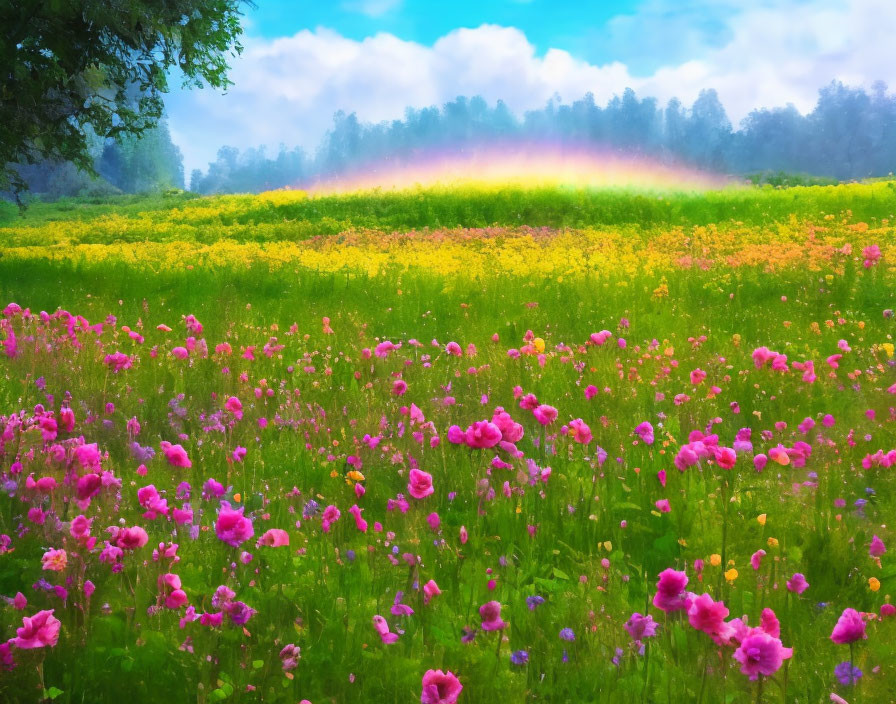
[0,182,894,703]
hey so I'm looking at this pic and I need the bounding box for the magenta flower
[567,418,592,444]
[321,504,341,533]
[688,593,729,636]
[13,610,61,649]
[750,549,766,570]
[652,568,690,612]
[831,608,867,644]
[533,405,558,426]
[408,469,434,499]
[786,573,809,594]
[464,421,502,449]
[423,580,441,605]
[372,615,399,644]
[421,669,463,704]
[160,441,191,468]
[869,535,886,557]
[624,612,658,641]
[732,632,793,680]
[479,601,507,631]
[634,421,655,445]
[215,506,254,547]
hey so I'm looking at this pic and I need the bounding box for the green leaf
[552,567,570,580]
[211,689,228,700]
[44,687,64,700]
[252,660,264,670]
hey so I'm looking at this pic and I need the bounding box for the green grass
[0,184,894,704]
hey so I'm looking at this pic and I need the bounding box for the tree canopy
[0,0,248,197]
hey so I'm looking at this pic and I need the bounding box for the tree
[1,0,249,198]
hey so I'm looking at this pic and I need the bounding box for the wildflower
[526,595,545,610]
[868,577,880,592]
[41,548,67,572]
[834,661,862,685]
[257,528,289,547]
[408,469,434,499]
[652,569,690,612]
[215,506,254,547]
[160,441,191,468]
[423,580,441,605]
[510,650,529,666]
[732,632,793,680]
[559,628,575,641]
[624,613,658,640]
[688,593,729,637]
[831,608,867,644]
[479,601,507,631]
[279,644,301,672]
[533,405,558,426]
[321,505,341,533]
[420,669,462,704]
[869,535,886,557]
[372,615,398,644]
[12,610,61,649]
[786,573,809,594]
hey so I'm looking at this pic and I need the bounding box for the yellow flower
[533,337,546,354]
[709,553,722,567]
[869,577,881,592]
[767,537,779,548]
[724,568,739,582]
[882,343,894,358]
[233,493,241,503]
[757,513,767,526]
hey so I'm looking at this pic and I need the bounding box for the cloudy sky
[164,0,896,175]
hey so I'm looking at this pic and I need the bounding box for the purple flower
[526,595,545,610]
[834,661,862,686]
[559,628,575,642]
[510,650,528,666]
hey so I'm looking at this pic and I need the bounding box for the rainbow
[301,142,738,194]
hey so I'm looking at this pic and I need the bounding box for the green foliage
[0,0,247,196]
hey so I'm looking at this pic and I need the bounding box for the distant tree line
[191,81,896,194]
[11,120,184,200]
[10,80,896,199]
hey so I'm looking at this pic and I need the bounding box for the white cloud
[165,0,896,175]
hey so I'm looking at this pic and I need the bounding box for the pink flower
[624,612,658,641]
[750,550,766,571]
[115,526,149,550]
[652,569,690,612]
[348,504,368,532]
[715,447,737,469]
[13,592,27,610]
[732,632,792,680]
[464,421,502,449]
[421,669,463,704]
[159,573,188,609]
[408,469,434,499]
[567,418,592,444]
[831,608,867,644]
[634,421,655,445]
[533,405,558,426]
[372,615,399,644]
[160,441,191,468]
[479,600,507,631]
[688,593,729,636]
[869,535,886,557]
[224,396,243,420]
[392,379,408,396]
[655,499,671,513]
[256,529,289,547]
[41,548,67,572]
[786,573,809,594]
[423,580,441,605]
[13,610,61,649]
[321,505,340,533]
[215,506,254,547]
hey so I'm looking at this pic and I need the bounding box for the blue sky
[165,0,894,175]
[242,0,734,74]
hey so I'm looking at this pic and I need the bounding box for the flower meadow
[0,183,895,703]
